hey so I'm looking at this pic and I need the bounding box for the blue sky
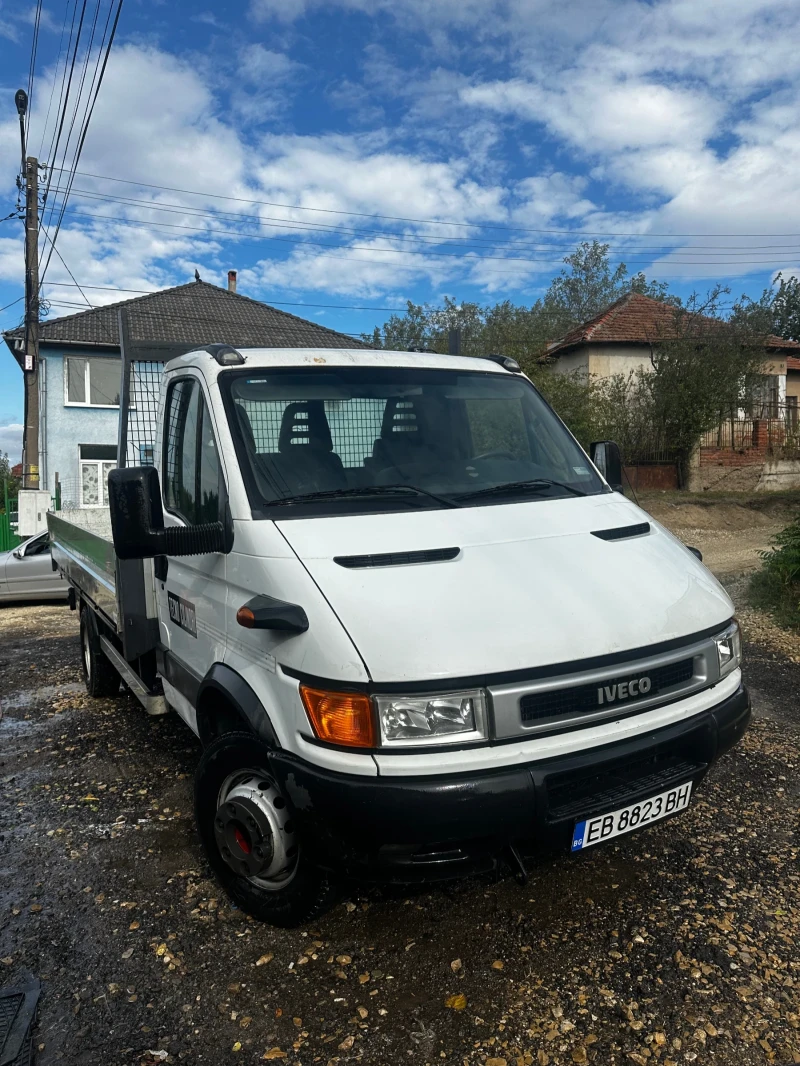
[2,0,800,462]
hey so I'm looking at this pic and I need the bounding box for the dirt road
[2,511,800,1065]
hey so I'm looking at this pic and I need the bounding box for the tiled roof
[787,356,800,371]
[3,280,371,352]
[546,292,800,357]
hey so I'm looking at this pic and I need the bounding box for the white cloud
[0,422,23,464]
[4,0,800,319]
[462,77,720,154]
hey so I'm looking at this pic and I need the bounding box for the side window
[164,379,222,525]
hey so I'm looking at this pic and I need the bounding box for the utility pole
[22,152,40,490]
[15,89,40,489]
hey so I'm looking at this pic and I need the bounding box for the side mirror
[589,440,624,493]
[108,467,229,559]
[12,546,23,559]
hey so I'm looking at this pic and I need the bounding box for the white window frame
[78,450,117,508]
[64,356,121,409]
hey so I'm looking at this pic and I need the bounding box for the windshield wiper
[455,478,587,502]
[269,484,461,509]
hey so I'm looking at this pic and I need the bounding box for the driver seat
[371,398,439,475]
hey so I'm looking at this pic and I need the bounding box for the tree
[645,288,772,486]
[365,240,675,362]
[0,452,21,511]
[731,272,800,341]
[543,240,679,328]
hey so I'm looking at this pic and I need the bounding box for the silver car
[0,529,68,602]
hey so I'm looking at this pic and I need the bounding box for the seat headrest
[381,398,420,439]
[278,400,333,453]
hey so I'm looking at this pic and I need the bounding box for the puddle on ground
[1,682,84,714]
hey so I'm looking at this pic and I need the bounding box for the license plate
[571,780,693,852]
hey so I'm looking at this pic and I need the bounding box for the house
[544,292,800,412]
[2,274,370,508]
[787,356,800,424]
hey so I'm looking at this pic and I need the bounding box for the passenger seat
[263,401,346,495]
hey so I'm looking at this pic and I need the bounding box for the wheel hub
[214,773,297,887]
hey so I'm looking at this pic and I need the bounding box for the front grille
[520,657,695,725]
[546,754,705,822]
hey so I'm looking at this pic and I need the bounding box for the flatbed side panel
[48,512,119,630]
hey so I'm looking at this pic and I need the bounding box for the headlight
[714,621,742,677]
[375,690,488,746]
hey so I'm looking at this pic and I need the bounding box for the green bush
[750,516,800,629]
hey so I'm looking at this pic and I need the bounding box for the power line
[0,296,25,315]
[40,280,737,314]
[40,236,94,309]
[46,166,800,239]
[38,0,73,158]
[41,298,368,337]
[45,185,800,255]
[40,0,88,241]
[25,0,44,143]
[42,282,412,311]
[56,207,800,271]
[39,0,125,288]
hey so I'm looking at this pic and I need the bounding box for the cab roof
[165,346,510,376]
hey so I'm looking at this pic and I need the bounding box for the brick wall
[699,448,765,468]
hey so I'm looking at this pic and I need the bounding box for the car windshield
[221,366,605,515]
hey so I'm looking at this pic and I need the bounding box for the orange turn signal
[300,685,375,749]
[236,606,256,628]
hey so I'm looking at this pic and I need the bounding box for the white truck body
[49,343,749,923]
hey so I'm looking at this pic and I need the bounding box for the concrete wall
[787,371,800,400]
[549,344,651,377]
[551,344,788,383]
[757,459,800,491]
[587,344,653,378]
[549,350,590,376]
[39,348,120,500]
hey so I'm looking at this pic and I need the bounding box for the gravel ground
[2,594,800,1066]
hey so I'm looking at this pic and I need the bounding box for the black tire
[195,731,338,927]
[80,607,120,698]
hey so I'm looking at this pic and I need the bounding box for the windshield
[221,366,605,516]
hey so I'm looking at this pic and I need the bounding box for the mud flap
[0,978,40,1066]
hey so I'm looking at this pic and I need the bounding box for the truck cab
[53,344,749,926]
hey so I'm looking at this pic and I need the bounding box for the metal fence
[700,402,800,458]
[0,480,21,552]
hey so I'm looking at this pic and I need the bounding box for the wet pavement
[1,603,799,1066]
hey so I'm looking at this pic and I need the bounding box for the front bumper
[268,683,750,882]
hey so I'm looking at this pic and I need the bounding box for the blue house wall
[39,347,121,506]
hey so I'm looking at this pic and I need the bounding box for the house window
[79,444,117,507]
[65,356,121,406]
[163,379,222,526]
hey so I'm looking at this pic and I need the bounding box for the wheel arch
[196,663,280,749]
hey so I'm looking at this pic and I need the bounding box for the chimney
[227,270,237,293]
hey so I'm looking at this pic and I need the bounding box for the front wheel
[194,731,337,927]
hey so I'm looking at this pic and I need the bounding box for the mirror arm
[163,523,227,557]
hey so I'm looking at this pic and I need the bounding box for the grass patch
[750,516,800,630]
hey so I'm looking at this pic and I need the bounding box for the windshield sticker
[573,466,590,475]
[167,591,197,638]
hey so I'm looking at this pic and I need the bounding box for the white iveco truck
[49,339,749,926]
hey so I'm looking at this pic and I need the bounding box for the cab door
[158,374,228,709]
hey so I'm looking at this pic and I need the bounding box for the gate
[0,480,21,552]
